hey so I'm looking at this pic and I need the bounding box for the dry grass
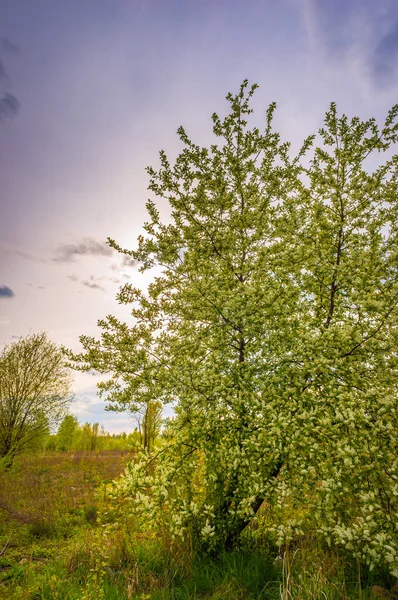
[0,450,132,528]
[0,450,134,599]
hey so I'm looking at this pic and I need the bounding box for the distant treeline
[45,415,140,452]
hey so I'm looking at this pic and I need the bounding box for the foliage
[79,422,102,452]
[0,333,73,466]
[74,81,398,572]
[49,418,140,453]
[0,450,394,598]
[56,414,80,452]
[66,329,163,452]
[134,399,162,452]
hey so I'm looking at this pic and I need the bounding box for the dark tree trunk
[223,462,283,551]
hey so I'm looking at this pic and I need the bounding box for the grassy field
[0,451,395,599]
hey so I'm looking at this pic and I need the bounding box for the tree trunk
[223,462,282,551]
[0,449,16,470]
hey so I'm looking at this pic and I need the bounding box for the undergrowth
[0,451,396,599]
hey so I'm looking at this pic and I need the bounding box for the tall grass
[0,450,132,527]
[0,451,396,599]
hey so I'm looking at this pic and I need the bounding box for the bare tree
[0,333,73,467]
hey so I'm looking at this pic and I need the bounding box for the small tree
[78,423,92,451]
[90,422,99,452]
[0,333,73,466]
[135,399,162,452]
[75,422,102,452]
[57,414,79,452]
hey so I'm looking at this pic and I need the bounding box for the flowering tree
[75,82,398,570]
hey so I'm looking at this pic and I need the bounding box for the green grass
[0,451,395,599]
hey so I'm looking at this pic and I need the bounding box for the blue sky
[1,0,398,432]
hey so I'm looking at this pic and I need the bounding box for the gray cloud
[68,273,119,287]
[0,285,15,298]
[94,274,120,284]
[1,39,20,55]
[122,255,137,268]
[0,93,20,121]
[0,38,20,121]
[68,274,109,291]
[0,60,8,82]
[54,237,113,263]
[82,279,105,291]
[300,0,398,88]
[373,22,398,85]
[0,248,44,263]
[14,249,43,262]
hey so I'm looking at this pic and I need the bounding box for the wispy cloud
[0,285,15,298]
[0,39,20,121]
[122,255,137,268]
[68,273,120,289]
[0,60,8,82]
[14,249,43,262]
[71,391,134,432]
[297,0,398,89]
[0,247,45,263]
[0,93,20,121]
[82,278,105,292]
[1,39,20,55]
[54,237,114,263]
[372,21,398,85]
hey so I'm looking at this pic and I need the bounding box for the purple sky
[1,0,398,432]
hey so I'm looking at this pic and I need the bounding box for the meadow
[0,450,396,600]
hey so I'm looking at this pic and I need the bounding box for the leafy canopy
[0,332,73,465]
[72,81,398,571]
